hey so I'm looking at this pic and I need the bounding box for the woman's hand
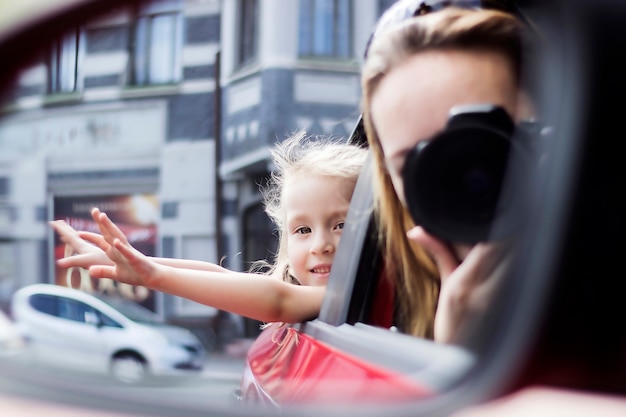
[50,220,113,269]
[407,226,512,344]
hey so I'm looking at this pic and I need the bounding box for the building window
[48,29,81,93]
[298,0,351,59]
[132,0,182,85]
[242,201,276,337]
[237,0,259,68]
[243,202,277,272]
[0,177,9,197]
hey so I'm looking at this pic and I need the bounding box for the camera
[402,104,536,244]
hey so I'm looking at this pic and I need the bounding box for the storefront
[0,99,219,324]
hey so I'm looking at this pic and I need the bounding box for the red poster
[53,194,158,311]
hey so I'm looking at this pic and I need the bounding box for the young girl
[51,131,367,324]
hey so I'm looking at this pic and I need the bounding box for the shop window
[48,29,81,94]
[131,0,182,85]
[298,0,351,59]
[237,0,259,68]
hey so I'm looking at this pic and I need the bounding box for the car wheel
[110,353,147,384]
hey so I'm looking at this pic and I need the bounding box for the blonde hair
[361,8,526,338]
[255,130,367,284]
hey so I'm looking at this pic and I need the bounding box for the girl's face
[370,49,530,259]
[283,174,355,286]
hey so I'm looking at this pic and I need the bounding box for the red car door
[241,321,475,406]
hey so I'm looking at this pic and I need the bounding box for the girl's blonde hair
[255,130,367,284]
[361,8,526,338]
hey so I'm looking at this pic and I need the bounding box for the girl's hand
[87,208,160,288]
[50,220,113,269]
[407,226,512,344]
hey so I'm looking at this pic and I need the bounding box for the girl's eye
[335,221,345,231]
[295,226,312,234]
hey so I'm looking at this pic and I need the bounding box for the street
[0,352,247,415]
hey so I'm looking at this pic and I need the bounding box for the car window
[57,297,97,323]
[57,298,80,322]
[29,294,58,316]
[97,311,123,328]
[96,295,162,325]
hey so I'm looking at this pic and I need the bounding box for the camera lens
[403,127,511,243]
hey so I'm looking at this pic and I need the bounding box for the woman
[361,6,535,342]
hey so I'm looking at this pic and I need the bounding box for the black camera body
[402,104,535,244]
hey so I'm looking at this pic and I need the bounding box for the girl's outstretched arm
[89,208,324,324]
[51,210,230,273]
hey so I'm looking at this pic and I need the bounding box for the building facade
[0,0,396,343]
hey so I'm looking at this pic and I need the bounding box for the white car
[11,284,205,384]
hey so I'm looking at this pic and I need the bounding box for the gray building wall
[218,0,378,284]
[0,1,222,327]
